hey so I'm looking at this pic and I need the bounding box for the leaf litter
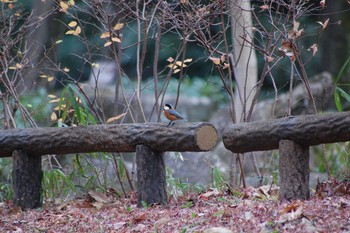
[0,180,350,232]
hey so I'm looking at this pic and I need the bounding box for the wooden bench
[0,122,218,209]
[223,111,350,200]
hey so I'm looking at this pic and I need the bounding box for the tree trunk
[136,145,167,207]
[230,0,258,122]
[279,140,310,200]
[12,150,42,209]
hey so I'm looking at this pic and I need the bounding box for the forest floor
[1,179,350,233]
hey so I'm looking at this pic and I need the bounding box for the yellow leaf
[100,32,110,39]
[106,113,127,123]
[63,67,70,72]
[173,68,181,74]
[167,64,178,69]
[113,23,124,31]
[55,40,63,44]
[68,21,77,27]
[209,56,221,65]
[175,61,182,66]
[104,41,112,47]
[60,1,69,12]
[73,26,81,35]
[111,37,121,43]
[48,76,54,82]
[16,63,22,69]
[91,63,100,68]
[40,75,48,78]
[9,66,16,70]
[48,94,57,98]
[65,30,74,35]
[68,0,75,6]
[183,58,192,63]
[51,112,58,121]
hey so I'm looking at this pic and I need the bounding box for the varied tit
[163,103,186,127]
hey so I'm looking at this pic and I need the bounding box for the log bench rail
[223,111,350,200]
[0,122,218,209]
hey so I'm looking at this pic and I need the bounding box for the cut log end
[196,125,218,151]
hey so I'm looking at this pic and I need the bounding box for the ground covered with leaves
[1,180,350,232]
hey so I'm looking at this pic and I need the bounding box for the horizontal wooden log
[0,122,218,157]
[223,111,350,153]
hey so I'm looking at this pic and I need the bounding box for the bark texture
[223,111,350,153]
[0,122,217,157]
[12,150,42,209]
[136,145,167,207]
[279,140,310,200]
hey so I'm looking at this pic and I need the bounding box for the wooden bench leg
[278,140,310,200]
[136,145,167,207]
[12,150,42,209]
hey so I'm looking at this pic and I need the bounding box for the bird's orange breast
[163,110,179,121]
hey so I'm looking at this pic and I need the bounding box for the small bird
[163,103,186,126]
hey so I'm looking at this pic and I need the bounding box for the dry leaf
[308,44,318,56]
[104,41,112,47]
[173,68,181,74]
[50,112,57,121]
[288,21,304,39]
[167,64,178,69]
[209,56,221,65]
[111,37,121,43]
[259,4,269,10]
[63,67,70,72]
[106,112,127,123]
[65,30,74,35]
[166,57,174,63]
[68,21,77,27]
[320,0,326,8]
[113,23,124,31]
[60,1,69,12]
[175,61,187,67]
[73,26,81,35]
[223,63,230,69]
[183,58,193,63]
[317,18,329,30]
[265,55,274,62]
[48,76,54,82]
[100,31,110,39]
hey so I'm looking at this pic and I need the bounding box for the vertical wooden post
[136,145,167,207]
[279,140,310,200]
[12,150,42,209]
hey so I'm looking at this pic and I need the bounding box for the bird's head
[163,103,174,110]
